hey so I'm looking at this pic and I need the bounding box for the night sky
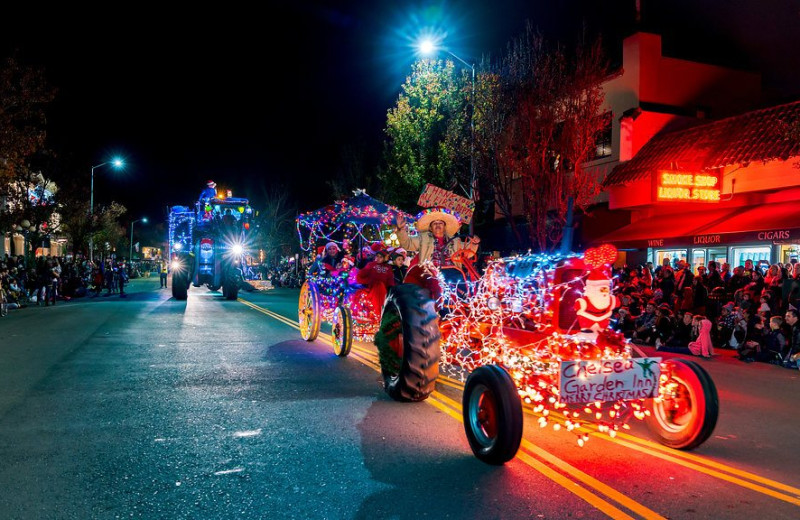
[1,1,798,240]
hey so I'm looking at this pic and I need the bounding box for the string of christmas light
[296,191,417,252]
[432,247,652,446]
[304,272,380,342]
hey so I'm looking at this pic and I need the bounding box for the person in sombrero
[394,207,480,269]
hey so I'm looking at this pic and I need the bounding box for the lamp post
[89,158,124,263]
[418,39,476,234]
[129,217,148,264]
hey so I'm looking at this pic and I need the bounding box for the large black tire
[331,305,353,357]
[645,358,719,450]
[463,365,523,465]
[375,284,440,402]
[298,281,321,341]
[172,271,188,300]
[224,280,238,300]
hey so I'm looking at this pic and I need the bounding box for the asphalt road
[0,278,798,519]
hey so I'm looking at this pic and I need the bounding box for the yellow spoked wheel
[298,281,321,341]
[331,305,353,357]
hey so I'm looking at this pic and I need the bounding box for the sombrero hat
[415,207,461,235]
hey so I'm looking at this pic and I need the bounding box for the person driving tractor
[394,207,479,269]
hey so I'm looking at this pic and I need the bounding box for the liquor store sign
[654,170,721,203]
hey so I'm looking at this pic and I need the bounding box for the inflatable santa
[574,245,619,335]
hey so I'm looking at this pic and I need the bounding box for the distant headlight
[231,244,244,255]
[173,243,182,251]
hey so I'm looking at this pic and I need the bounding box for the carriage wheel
[298,281,321,341]
[331,305,353,357]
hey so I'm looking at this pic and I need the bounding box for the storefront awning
[594,201,800,249]
[593,208,733,249]
[696,201,800,236]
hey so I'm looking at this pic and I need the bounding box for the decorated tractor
[296,190,415,356]
[168,195,254,301]
[374,243,719,465]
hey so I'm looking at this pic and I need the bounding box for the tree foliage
[381,59,471,209]
[0,54,57,233]
[494,23,608,251]
[252,183,298,264]
[91,201,128,259]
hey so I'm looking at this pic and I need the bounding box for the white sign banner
[558,358,661,404]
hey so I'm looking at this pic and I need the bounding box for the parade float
[168,190,255,301]
[296,190,416,356]
[375,243,719,465]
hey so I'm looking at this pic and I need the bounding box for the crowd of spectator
[0,253,133,312]
[609,257,800,369]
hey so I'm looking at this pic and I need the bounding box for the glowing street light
[129,217,148,263]
[89,157,125,262]
[417,38,476,234]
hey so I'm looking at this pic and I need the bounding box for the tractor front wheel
[462,365,523,465]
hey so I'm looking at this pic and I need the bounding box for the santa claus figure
[574,245,619,335]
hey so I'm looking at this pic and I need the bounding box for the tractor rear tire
[172,271,188,300]
[376,284,440,402]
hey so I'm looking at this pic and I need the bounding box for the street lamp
[418,38,476,234]
[129,217,148,263]
[89,157,124,262]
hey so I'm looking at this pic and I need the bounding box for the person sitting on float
[388,247,408,285]
[319,242,344,275]
[394,207,479,270]
[355,243,395,312]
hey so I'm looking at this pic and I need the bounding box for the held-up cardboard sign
[417,184,475,224]
[558,358,661,404]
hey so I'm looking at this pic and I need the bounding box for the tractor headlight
[487,297,502,311]
[231,244,244,256]
[173,243,182,251]
[171,259,181,270]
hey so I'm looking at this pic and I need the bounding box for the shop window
[691,250,706,273]
[780,245,799,265]
[654,249,687,269]
[730,246,771,269]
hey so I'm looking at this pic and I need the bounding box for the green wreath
[374,311,402,375]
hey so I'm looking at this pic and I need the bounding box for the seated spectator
[688,316,714,359]
[760,316,788,364]
[737,314,767,362]
[611,306,636,338]
[714,302,736,348]
[661,311,694,349]
[656,315,713,359]
[631,301,657,344]
[757,294,771,316]
[653,304,675,346]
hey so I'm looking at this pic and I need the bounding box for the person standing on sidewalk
[160,260,168,288]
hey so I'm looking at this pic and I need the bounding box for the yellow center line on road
[411,353,800,504]
[238,297,661,519]
[240,297,800,510]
